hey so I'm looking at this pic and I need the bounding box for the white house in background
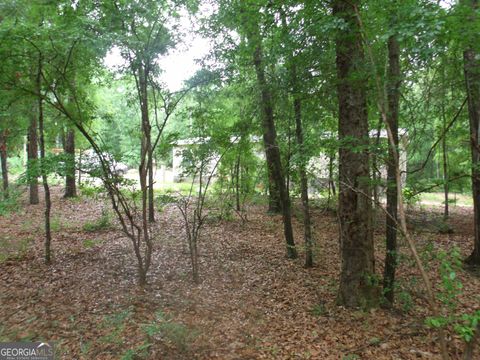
[171,130,408,190]
[308,129,408,176]
[171,136,263,182]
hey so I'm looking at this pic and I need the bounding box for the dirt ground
[0,187,479,359]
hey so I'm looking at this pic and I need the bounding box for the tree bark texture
[37,55,52,264]
[0,129,8,199]
[463,0,480,265]
[383,35,401,305]
[64,127,77,198]
[294,96,313,268]
[138,64,153,284]
[27,112,39,204]
[334,0,378,308]
[241,5,297,258]
[291,62,313,267]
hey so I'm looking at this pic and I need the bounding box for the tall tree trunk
[27,112,39,204]
[286,118,292,197]
[59,126,66,151]
[441,61,449,219]
[64,127,77,198]
[235,152,241,211]
[292,68,313,268]
[334,0,378,308]
[463,0,480,265]
[442,103,449,219]
[37,54,52,264]
[140,70,155,224]
[356,5,449,357]
[383,35,401,305]
[327,152,336,204]
[241,6,297,258]
[148,148,155,222]
[138,65,153,284]
[267,166,281,213]
[256,56,297,259]
[372,121,382,210]
[279,4,314,265]
[0,129,8,199]
[78,150,82,186]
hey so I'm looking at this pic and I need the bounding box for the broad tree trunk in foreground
[27,111,39,204]
[383,35,401,305]
[64,127,77,198]
[463,1,480,264]
[334,0,378,308]
[0,129,8,199]
[241,5,297,258]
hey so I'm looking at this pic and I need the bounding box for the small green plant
[402,187,420,207]
[311,193,338,214]
[365,272,381,288]
[250,193,269,207]
[0,188,21,216]
[155,192,176,213]
[446,197,457,205]
[425,247,480,346]
[80,340,92,358]
[420,241,436,265]
[99,309,132,346]
[397,286,414,313]
[436,219,454,234]
[454,311,480,342]
[17,237,32,256]
[82,239,102,249]
[310,303,326,317]
[120,343,151,360]
[82,210,111,232]
[0,236,33,264]
[50,216,63,232]
[343,354,360,360]
[141,310,198,353]
[436,248,463,310]
[79,184,104,199]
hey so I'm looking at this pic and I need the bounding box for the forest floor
[0,187,479,359]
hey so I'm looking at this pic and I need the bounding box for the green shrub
[0,236,32,264]
[142,310,198,353]
[402,187,420,206]
[424,247,480,345]
[311,195,338,213]
[79,184,104,199]
[7,156,25,175]
[50,216,63,232]
[83,210,111,232]
[0,188,22,216]
[309,303,326,317]
[436,220,454,234]
[82,239,102,249]
[155,193,176,212]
